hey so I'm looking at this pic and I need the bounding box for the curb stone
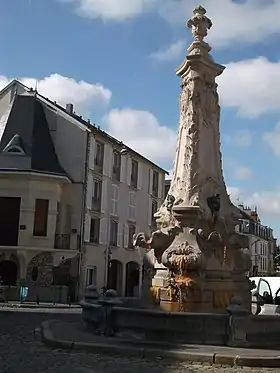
[40,321,214,363]
[40,320,280,368]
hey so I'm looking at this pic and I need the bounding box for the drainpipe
[77,130,90,300]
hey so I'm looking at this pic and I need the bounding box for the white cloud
[233,130,252,147]
[58,0,155,21]
[247,191,280,218]
[103,108,176,165]
[225,130,252,147]
[218,57,280,117]
[233,165,253,181]
[263,122,280,156]
[150,40,186,62]
[59,1,280,48]
[0,73,111,113]
[227,160,253,181]
[227,186,280,221]
[227,186,243,205]
[157,1,280,48]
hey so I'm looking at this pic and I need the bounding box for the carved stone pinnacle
[186,5,212,42]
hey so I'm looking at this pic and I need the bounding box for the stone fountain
[79,7,280,353]
[134,5,251,313]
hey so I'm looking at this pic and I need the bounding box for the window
[86,266,97,286]
[152,171,159,197]
[6,146,24,154]
[128,191,136,221]
[111,184,119,216]
[151,200,157,228]
[90,218,100,244]
[33,199,49,237]
[110,220,118,246]
[258,279,271,298]
[94,141,104,170]
[131,159,138,189]
[92,179,102,211]
[128,224,136,249]
[3,134,26,155]
[112,151,121,181]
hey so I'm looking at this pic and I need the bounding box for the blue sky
[1,0,280,237]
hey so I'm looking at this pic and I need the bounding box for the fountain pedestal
[135,6,251,313]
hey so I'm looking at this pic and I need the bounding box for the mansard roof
[0,93,68,177]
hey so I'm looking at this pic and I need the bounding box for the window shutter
[148,197,152,226]
[99,217,107,245]
[84,214,91,242]
[127,157,132,186]
[120,155,126,183]
[110,184,114,215]
[124,224,129,248]
[117,222,122,247]
[88,136,95,170]
[111,185,119,215]
[158,172,164,201]
[132,193,136,221]
[128,192,136,221]
[103,144,113,177]
[101,179,108,213]
[115,185,119,215]
[149,169,153,194]
[85,172,93,210]
[137,163,142,190]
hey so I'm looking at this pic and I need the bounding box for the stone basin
[81,296,280,350]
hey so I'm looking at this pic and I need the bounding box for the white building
[83,128,166,297]
[0,79,166,301]
[236,205,276,276]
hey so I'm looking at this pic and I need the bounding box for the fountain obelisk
[135,6,251,312]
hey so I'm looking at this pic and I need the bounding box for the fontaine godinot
[133,5,252,313]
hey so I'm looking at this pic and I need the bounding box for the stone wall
[82,300,280,349]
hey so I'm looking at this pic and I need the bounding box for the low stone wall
[81,301,228,346]
[230,314,280,349]
[81,298,280,349]
[114,306,228,345]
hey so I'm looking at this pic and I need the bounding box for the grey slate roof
[0,94,67,177]
[0,79,168,175]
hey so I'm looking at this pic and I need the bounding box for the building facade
[235,205,276,276]
[82,127,166,297]
[0,80,166,301]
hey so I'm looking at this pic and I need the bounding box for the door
[274,288,280,305]
[0,197,21,246]
[257,278,273,304]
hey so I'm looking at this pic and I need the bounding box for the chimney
[66,103,74,114]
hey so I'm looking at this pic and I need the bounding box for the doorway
[0,260,18,285]
[107,260,123,296]
[125,261,140,297]
[0,197,21,246]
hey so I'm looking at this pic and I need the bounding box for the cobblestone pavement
[0,309,279,373]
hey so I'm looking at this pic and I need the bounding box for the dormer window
[5,145,25,154]
[2,134,26,155]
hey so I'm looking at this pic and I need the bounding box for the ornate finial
[186,5,212,42]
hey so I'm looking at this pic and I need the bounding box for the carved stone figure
[134,6,251,312]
